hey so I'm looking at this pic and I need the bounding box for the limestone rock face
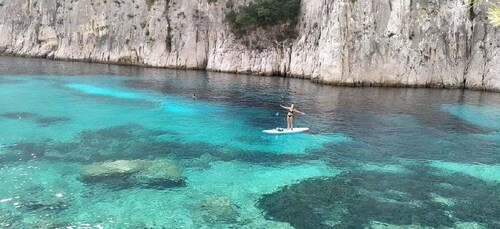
[0,0,498,91]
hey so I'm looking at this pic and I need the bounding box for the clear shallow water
[0,56,499,228]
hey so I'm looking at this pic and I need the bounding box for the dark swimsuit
[287,110,294,117]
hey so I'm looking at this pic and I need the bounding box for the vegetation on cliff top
[225,0,301,42]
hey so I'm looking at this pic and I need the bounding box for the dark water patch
[70,125,222,162]
[424,110,487,134]
[311,87,498,136]
[258,165,500,228]
[1,141,49,163]
[311,128,500,165]
[1,112,38,119]
[79,124,142,143]
[123,77,296,110]
[35,116,71,126]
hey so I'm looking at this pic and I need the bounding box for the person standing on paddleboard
[280,104,305,130]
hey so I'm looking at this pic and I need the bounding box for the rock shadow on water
[257,165,500,228]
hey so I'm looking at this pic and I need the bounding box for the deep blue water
[0,56,499,228]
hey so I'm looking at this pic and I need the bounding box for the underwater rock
[240,220,295,229]
[1,112,38,119]
[130,159,183,186]
[5,123,304,166]
[257,166,500,228]
[35,116,70,126]
[429,193,455,207]
[0,210,21,228]
[81,159,145,179]
[367,221,430,229]
[1,141,49,163]
[80,159,184,189]
[17,199,68,213]
[196,196,241,224]
[1,112,70,127]
[453,222,487,229]
[4,124,213,163]
[30,219,71,229]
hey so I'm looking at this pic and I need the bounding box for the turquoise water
[0,57,499,228]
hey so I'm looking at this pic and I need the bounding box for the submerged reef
[2,124,308,166]
[194,196,241,225]
[258,166,500,228]
[80,159,184,189]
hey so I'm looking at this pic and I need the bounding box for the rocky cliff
[0,0,498,91]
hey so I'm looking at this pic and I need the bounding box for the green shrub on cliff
[225,0,301,40]
[489,7,500,25]
[466,0,500,26]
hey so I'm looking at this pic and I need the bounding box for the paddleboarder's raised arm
[294,109,305,115]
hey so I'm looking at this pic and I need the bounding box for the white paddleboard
[262,127,310,134]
